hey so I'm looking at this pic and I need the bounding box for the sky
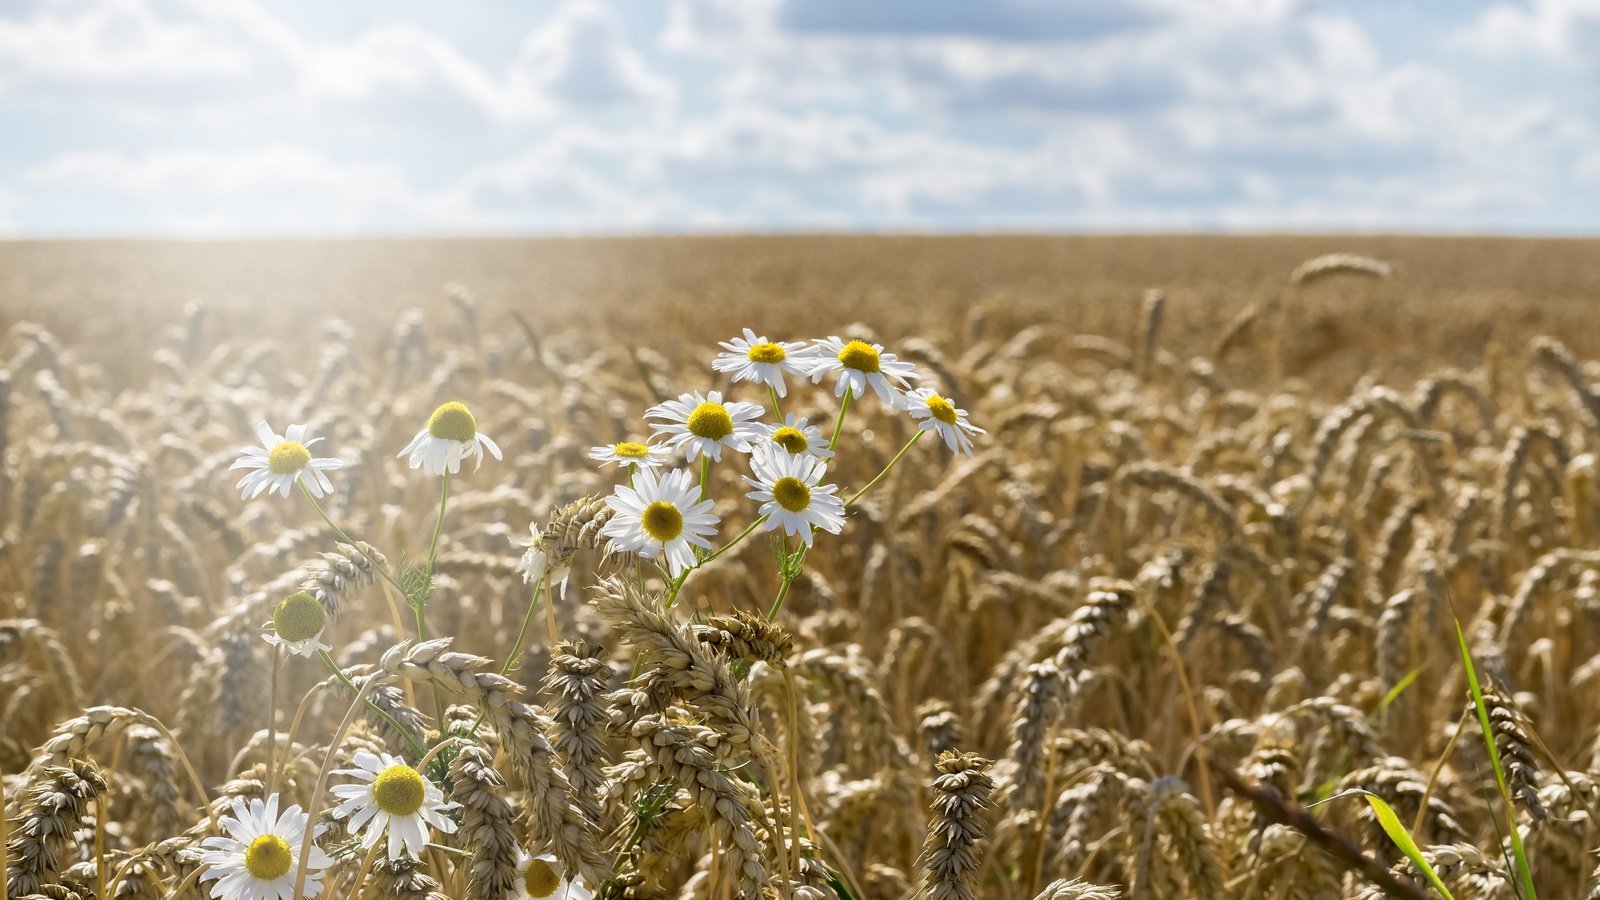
[0,0,1597,236]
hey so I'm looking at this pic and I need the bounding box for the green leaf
[1376,664,1426,715]
[1358,791,1457,899]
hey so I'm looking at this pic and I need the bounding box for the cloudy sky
[0,0,1595,236]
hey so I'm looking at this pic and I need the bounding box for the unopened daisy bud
[263,591,330,657]
[515,850,593,899]
[229,421,345,500]
[399,401,503,476]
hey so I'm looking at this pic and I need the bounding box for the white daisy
[644,391,764,462]
[759,412,835,460]
[807,336,918,405]
[514,850,593,900]
[262,592,330,658]
[198,794,332,900]
[744,449,846,548]
[229,421,345,500]
[398,401,503,477]
[600,467,720,577]
[515,523,572,598]
[588,440,672,470]
[901,387,986,457]
[711,328,817,398]
[330,751,459,861]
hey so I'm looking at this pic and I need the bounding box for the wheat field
[3,236,1600,900]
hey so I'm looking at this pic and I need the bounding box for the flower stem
[846,431,924,506]
[498,577,545,676]
[297,480,405,594]
[315,648,426,757]
[767,578,795,621]
[768,385,783,419]
[828,391,853,450]
[698,455,711,503]
[701,515,768,567]
[425,473,451,576]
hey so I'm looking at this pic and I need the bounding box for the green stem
[698,455,711,503]
[298,480,405,594]
[846,431,925,506]
[768,385,783,420]
[767,578,794,621]
[499,577,545,676]
[425,473,451,576]
[316,648,426,757]
[828,391,853,450]
[701,516,768,568]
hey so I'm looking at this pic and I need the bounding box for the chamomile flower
[645,391,764,462]
[229,422,344,500]
[514,850,593,900]
[759,412,835,460]
[588,440,672,470]
[712,328,817,397]
[515,524,572,598]
[744,449,846,547]
[330,751,458,861]
[399,401,502,477]
[600,467,720,577]
[901,387,985,457]
[807,336,918,405]
[198,794,332,900]
[262,592,329,657]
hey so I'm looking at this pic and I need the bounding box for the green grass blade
[1359,791,1457,900]
[1453,617,1538,899]
[1376,664,1427,715]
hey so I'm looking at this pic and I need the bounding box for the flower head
[807,337,918,405]
[645,391,764,462]
[198,794,332,900]
[712,329,818,398]
[901,387,985,456]
[600,467,720,577]
[589,440,672,470]
[263,592,330,657]
[516,523,572,598]
[744,449,846,547]
[514,850,593,900]
[759,412,835,460]
[399,401,502,477]
[331,751,458,861]
[229,422,345,500]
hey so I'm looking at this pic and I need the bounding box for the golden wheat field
[6,235,1600,900]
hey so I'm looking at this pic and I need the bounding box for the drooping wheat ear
[537,493,615,573]
[1532,336,1600,429]
[542,638,612,825]
[368,856,451,900]
[1173,559,1230,656]
[448,740,522,900]
[795,647,914,772]
[921,751,995,900]
[630,713,769,899]
[1147,776,1224,895]
[5,758,108,896]
[1049,766,1131,874]
[1482,685,1546,822]
[0,618,83,711]
[917,699,965,760]
[1337,757,1468,845]
[693,611,794,668]
[1118,463,1241,538]
[1033,877,1123,899]
[324,671,429,759]
[1052,728,1158,780]
[126,723,187,836]
[29,705,169,773]
[1001,660,1063,816]
[300,541,383,617]
[1288,253,1391,286]
[379,638,607,885]
[1495,422,1569,543]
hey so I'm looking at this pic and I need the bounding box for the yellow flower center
[614,442,650,459]
[772,476,811,512]
[268,441,311,475]
[925,394,959,426]
[428,402,477,443]
[272,592,327,643]
[686,402,733,441]
[641,501,684,542]
[747,342,787,364]
[772,426,809,454]
[244,834,293,881]
[837,340,880,374]
[522,857,561,898]
[372,764,426,816]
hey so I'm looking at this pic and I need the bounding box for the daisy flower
[515,523,572,598]
[262,592,329,657]
[588,440,672,470]
[712,328,817,397]
[515,850,593,900]
[198,794,332,900]
[759,412,835,460]
[399,401,502,477]
[901,387,986,457]
[600,467,720,577]
[807,336,918,405]
[744,449,846,547]
[645,391,764,462]
[229,422,344,500]
[331,751,459,861]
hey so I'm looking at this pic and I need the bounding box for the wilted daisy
[712,328,817,397]
[515,523,572,598]
[588,440,672,470]
[645,390,764,462]
[808,336,918,404]
[745,449,846,547]
[230,422,344,500]
[331,751,458,861]
[198,794,332,900]
[760,412,835,460]
[262,592,329,657]
[600,467,720,577]
[399,401,502,476]
[901,387,985,456]
[514,850,593,900]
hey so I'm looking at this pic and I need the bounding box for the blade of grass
[1348,790,1456,900]
[1376,664,1427,716]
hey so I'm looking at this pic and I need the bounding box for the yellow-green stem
[828,391,853,450]
[846,431,925,506]
[499,576,546,675]
[298,480,405,594]
[316,648,426,757]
